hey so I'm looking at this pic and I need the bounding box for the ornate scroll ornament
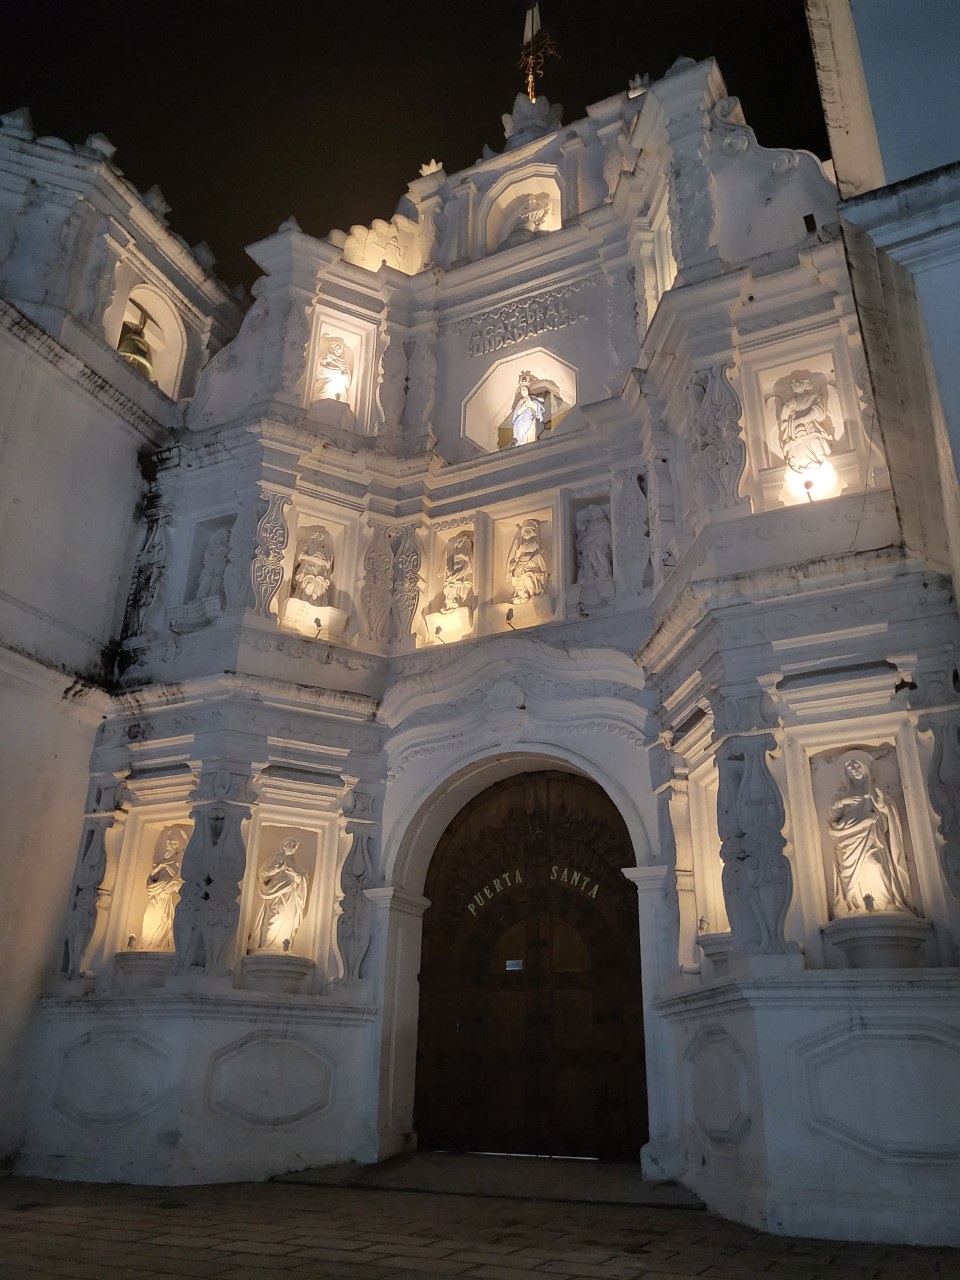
[376,333,408,434]
[360,521,423,644]
[336,829,375,982]
[402,331,437,433]
[62,816,114,979]
[391,523,423,637]
[125,499,169,639]
[360,522,395,643]
[61,776,126,979]
[251,491,290,617]
[927,716,960,904]
[173,771,255,973]
[716,735,793,954]
[668,128,718,273]
[613,468,652,597]
[690,364,748,510]
[223,502,256,613]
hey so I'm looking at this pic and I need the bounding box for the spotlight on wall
[314,617,325,638]
[505,608,516,630]
[434,625,446,644]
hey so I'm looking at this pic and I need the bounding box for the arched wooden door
[415,771,647,1159]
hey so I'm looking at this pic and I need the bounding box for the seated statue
[507,518,549,603]
[775,374,836,473]
[441,535,474,612]
[291,529,334,606]
[827,756,916,916]
[138,827,187,951]
[250,837,309,954]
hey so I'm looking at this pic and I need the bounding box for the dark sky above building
[1,1,828,291]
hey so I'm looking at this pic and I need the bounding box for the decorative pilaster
[690,364,750,512]
[716,734,794,954]
[251,490,290,617]
[61,773,127,979]
[173,768,256,974]
[334,787,379,984]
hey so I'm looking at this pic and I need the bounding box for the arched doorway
[414,770,647,1159]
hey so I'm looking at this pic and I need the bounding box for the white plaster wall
[18,999,379,1183]
[0,657,101,1167]
[0,327,145,674]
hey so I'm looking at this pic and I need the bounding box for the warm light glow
[783,458,841,503]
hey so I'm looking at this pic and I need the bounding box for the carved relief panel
[809,746,922,922]
[308,312,377,432]
[279,509,355,642]
[423,525,476,646]
[487,507,555,632]
[738,337,881,512]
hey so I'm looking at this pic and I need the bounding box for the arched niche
[114,283,187,397]
[462,347,577,452]
[477,166,563,257]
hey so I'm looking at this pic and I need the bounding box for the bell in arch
[117,322,153,379]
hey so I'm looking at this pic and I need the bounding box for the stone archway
[413,769,648,1159]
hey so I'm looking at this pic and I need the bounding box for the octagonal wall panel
[206,1031,334,1127]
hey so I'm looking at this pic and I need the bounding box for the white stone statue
[314,336,353,402]
[441,535,474,612]
[774,372,837,473]
[194,526,230,601]
[249,837,309,953]
[507,518,549,603]
[291,529,334,606]
[827,756,916,916]
[511,371,546,446]
[576,505,613,590]
[137,827,187,951]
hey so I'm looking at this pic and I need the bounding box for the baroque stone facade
[1,25,960,1250]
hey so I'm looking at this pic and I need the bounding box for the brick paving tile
[297,1245,412,1265]
[535,1261,649,1279]
[286,1264,403,1279]
[448,1251,545,1268]
[370,1256,474,1274]
[466,1268,581,1280]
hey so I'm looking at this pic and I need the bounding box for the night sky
[1,1,828,291]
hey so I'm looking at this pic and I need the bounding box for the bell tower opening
[414,770,648,1159]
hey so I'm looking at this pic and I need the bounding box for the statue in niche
[291,528,334,606]
[576,505,613,591]
[507,518,549,603]
[511,371,546,446]
[249,837,309,954]
[827,756,916,916]
[770,371,841,473]
[501,192,553,248]
[137,827,187,951]
[314,336,353,402]
[440,535,474,612]
[193,526,230,601]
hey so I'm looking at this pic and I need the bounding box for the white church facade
[1,24,960,1248]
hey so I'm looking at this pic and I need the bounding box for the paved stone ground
[0,1177,958,1280]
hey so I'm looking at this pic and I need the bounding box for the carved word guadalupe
[251,492,290,617]
[449,280,597,357]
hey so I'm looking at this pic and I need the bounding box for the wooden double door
[415,772,647,1159]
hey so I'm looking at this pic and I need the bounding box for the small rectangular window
[505,959,523,972]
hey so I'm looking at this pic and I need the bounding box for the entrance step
[276,1151,704,1209]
